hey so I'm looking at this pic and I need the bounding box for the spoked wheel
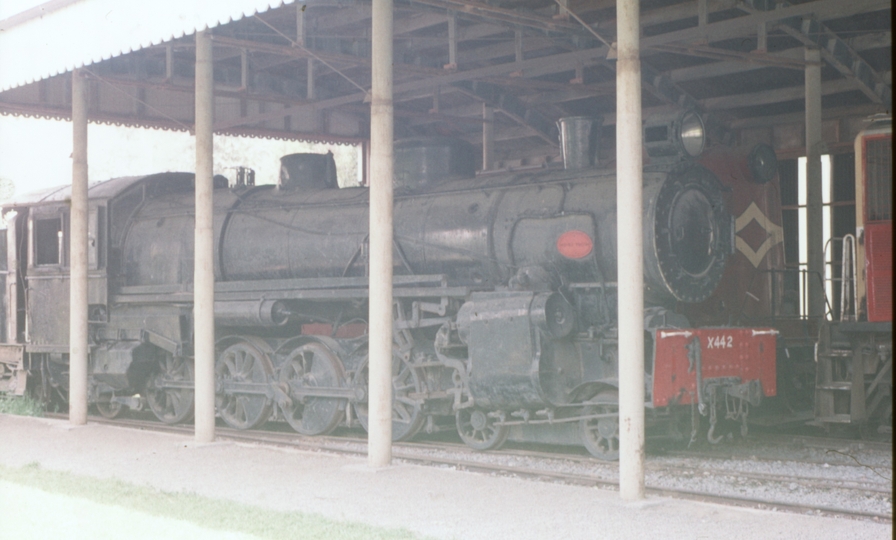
[580,392,619,461]
[279,341,347,436]
[216,340,275,430]
[95,395,124,419]
[353,351,426,442]
[145,354,195,424]
[456,408,508,451]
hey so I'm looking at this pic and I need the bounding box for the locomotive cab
[0,182,111,402]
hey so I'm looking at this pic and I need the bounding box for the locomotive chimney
[279,151,338,190]
[558,116,602,170]
[394,138,475,189]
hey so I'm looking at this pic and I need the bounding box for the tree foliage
[0,176,15,203]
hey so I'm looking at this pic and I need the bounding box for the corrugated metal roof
[0,0,296,92]
[0,0,889,166]
[4,175,146,207]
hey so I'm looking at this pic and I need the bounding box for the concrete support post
[165,45,174,82]
[555,0,569,20]
[5,223,17,345]
[430,87,440,114]
[240,49,249,91]
[194,30,216,443]
[697,0,708,27]
[482,104,494,171]
[368,0,394,467]
[756,22,768,53]
[307,58,315,100]
[69,69,89,426]
[296,4,306,46]
[805,47,825,318]
[446,13,457,69]
[616,0,645,501]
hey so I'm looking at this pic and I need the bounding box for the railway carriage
[814,116,892,433]
[0,112,783,458]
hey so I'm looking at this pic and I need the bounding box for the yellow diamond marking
[735,202,784,268]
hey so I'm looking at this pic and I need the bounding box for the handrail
[839,234,857,322]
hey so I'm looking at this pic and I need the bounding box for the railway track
[50,413,892,522]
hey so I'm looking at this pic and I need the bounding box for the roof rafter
[221,0,889,131]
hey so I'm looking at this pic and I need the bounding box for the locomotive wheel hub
[456,407,509,451]
[470,410,489,431]
[597,416,618,439]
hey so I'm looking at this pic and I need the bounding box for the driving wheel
[279,341,347,436]
[215,339,274,430]
[580,403,620,461]
[353,350,425,442]
[145,354,194,424]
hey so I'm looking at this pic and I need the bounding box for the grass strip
[0,394,45,416]
[0,462,432,540]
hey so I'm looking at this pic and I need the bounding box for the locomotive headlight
[644,110,706,161]
[747,143,778,184]
[678,111,705,158]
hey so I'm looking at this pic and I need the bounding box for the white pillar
[69,69,89,426]
[194,30,216,443]
[805,47,824,318]
[368,0,394,467]
[616,0,645,501]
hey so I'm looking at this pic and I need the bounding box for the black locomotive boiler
[0,116,779,459]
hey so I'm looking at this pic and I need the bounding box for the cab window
[34,217,62,266]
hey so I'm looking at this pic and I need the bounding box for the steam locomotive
[0,112,783,459]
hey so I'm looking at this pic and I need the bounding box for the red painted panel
[865,222,892,322]
[651,328,777,407]
[684,147,785,327]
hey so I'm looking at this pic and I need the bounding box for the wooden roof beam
[406,0,579,34]
[727,102,888,129]
[701,77,871,110]
[641,0,890,48]
[452,80,557,145]
[215,0,888,131]
[738,0,890,107]
[669,31,890,83]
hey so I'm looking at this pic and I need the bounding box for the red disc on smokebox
[556,230,593,259]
